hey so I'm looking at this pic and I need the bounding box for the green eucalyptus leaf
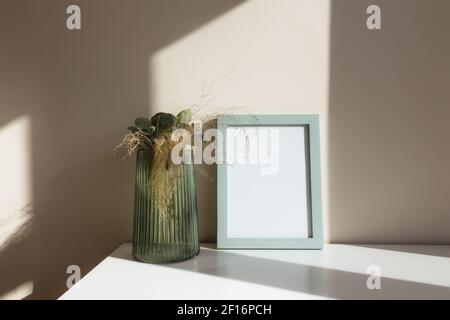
[176,109,192,126]
[151,112,176,131]
[142,125,156,135]
[135,117,152,130]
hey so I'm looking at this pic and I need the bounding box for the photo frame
[217,114,323,249]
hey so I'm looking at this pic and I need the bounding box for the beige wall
[328,0,450,243]
[0,0,246,300]
[0,0,449,299]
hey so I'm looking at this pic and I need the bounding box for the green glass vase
[132,149,199,263]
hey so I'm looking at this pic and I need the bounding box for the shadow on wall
[328,0,450,244]
[0,0,243,299]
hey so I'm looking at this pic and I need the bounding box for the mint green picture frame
[217,114,324,249]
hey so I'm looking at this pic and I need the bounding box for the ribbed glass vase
[132,149,199,263]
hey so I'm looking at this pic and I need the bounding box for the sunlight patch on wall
[149,0,331,242]
[0,281,34,300]
[0,115,33,250]
[149,0,330,114]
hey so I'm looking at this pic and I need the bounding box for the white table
[60,243,450,300]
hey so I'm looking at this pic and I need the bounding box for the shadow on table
[111,244,450,300]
